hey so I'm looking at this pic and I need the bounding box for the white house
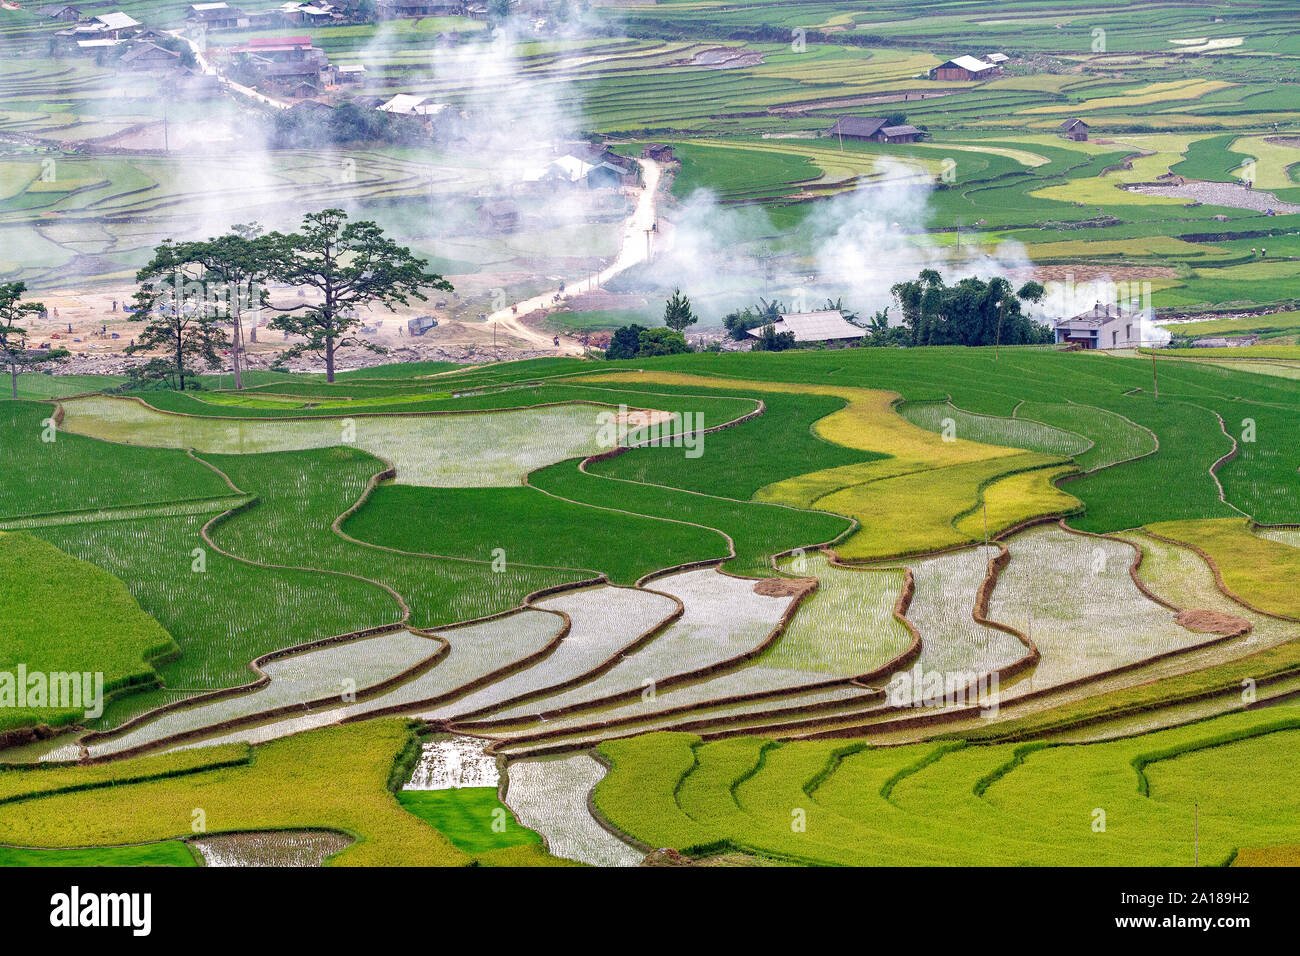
[1054,303,1151,349]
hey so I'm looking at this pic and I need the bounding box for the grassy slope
[0,532,177,733]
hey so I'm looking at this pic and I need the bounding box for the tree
[267,209,452,382]
[662,287,697,334]
[751,323,796,352]
[158,225,273,390]
[890,270,1052,348]
[0,282,50,399]
[605,324,645,360]
[723,297,784,340]
[636,327,690,356]
[823,296,860,325]
[126,241,230,391]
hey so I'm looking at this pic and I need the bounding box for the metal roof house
[746,310,865,344]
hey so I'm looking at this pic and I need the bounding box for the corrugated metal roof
[747,310,863,342]
[947,55,994,73]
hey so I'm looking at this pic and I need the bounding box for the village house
[377,0,465,18]
[824,116,888,142]
[985,52,1010,65]
[878,124,924,144]
[39,4,82,22]
[118,42,182,72]
[822,116,925,144]
[186,3,250,30]
[91,12,142,38]
[928,55,999,81]
[229,36,334,89]
[378,93,449,116]
[336,63,366,83]
[642,143,676,163]
[1059,118,1090,141]
[1054,303,1148,349]
[746,310,864,345]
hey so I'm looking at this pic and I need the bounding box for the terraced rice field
[56,395,643,487]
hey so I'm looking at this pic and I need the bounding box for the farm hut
[186,3,249,30]
[745,310,864,345]
[824,116,888,141]
[642,143,675,162]
[1053,303,1146,349]
[878,124,924,144]
[928,55,997,81]
[40,4,82,21]
[119,42,182,71]
[1059,118,1089,141]
[336,63,365,82]
[985,52,1010,64]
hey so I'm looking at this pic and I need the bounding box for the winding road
[487,158,665,354]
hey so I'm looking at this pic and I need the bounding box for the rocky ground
[1125,180,1300,214]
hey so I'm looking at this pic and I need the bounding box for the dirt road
[488,157,665,354]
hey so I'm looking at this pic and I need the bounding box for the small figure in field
[553,335,560,347]
[1261,248,1267,258]
[1251,248,1257,257]
[112,300,117,312]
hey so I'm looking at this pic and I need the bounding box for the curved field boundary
[1143,526,1300,624]
[76,627,450,763]
[708,519,1254,744]
[435,587,687,726]
[467,560,923,758]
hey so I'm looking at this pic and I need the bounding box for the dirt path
[169,29,291,111]
[488,157,665,354]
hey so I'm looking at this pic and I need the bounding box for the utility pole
[1194,803,1199,866]
[1151,348,1159,399]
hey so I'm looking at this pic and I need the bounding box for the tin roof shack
[1054,303,1147,350]
[480,200,520,233]
[928,55,999,81]
[186,3,250,30]
[745,310,864,345]
[1059,118,1090,141]
[985,52,1010,64]
[337,63,365,83]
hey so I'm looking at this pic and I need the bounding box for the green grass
[342,484,727,585]
[397,788,543,854]
[0,532,177,734]
[0,842,196,866]
[0,401,232,520]
[595,703,1300,866]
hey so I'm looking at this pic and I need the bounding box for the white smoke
[643,158,1039,326]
